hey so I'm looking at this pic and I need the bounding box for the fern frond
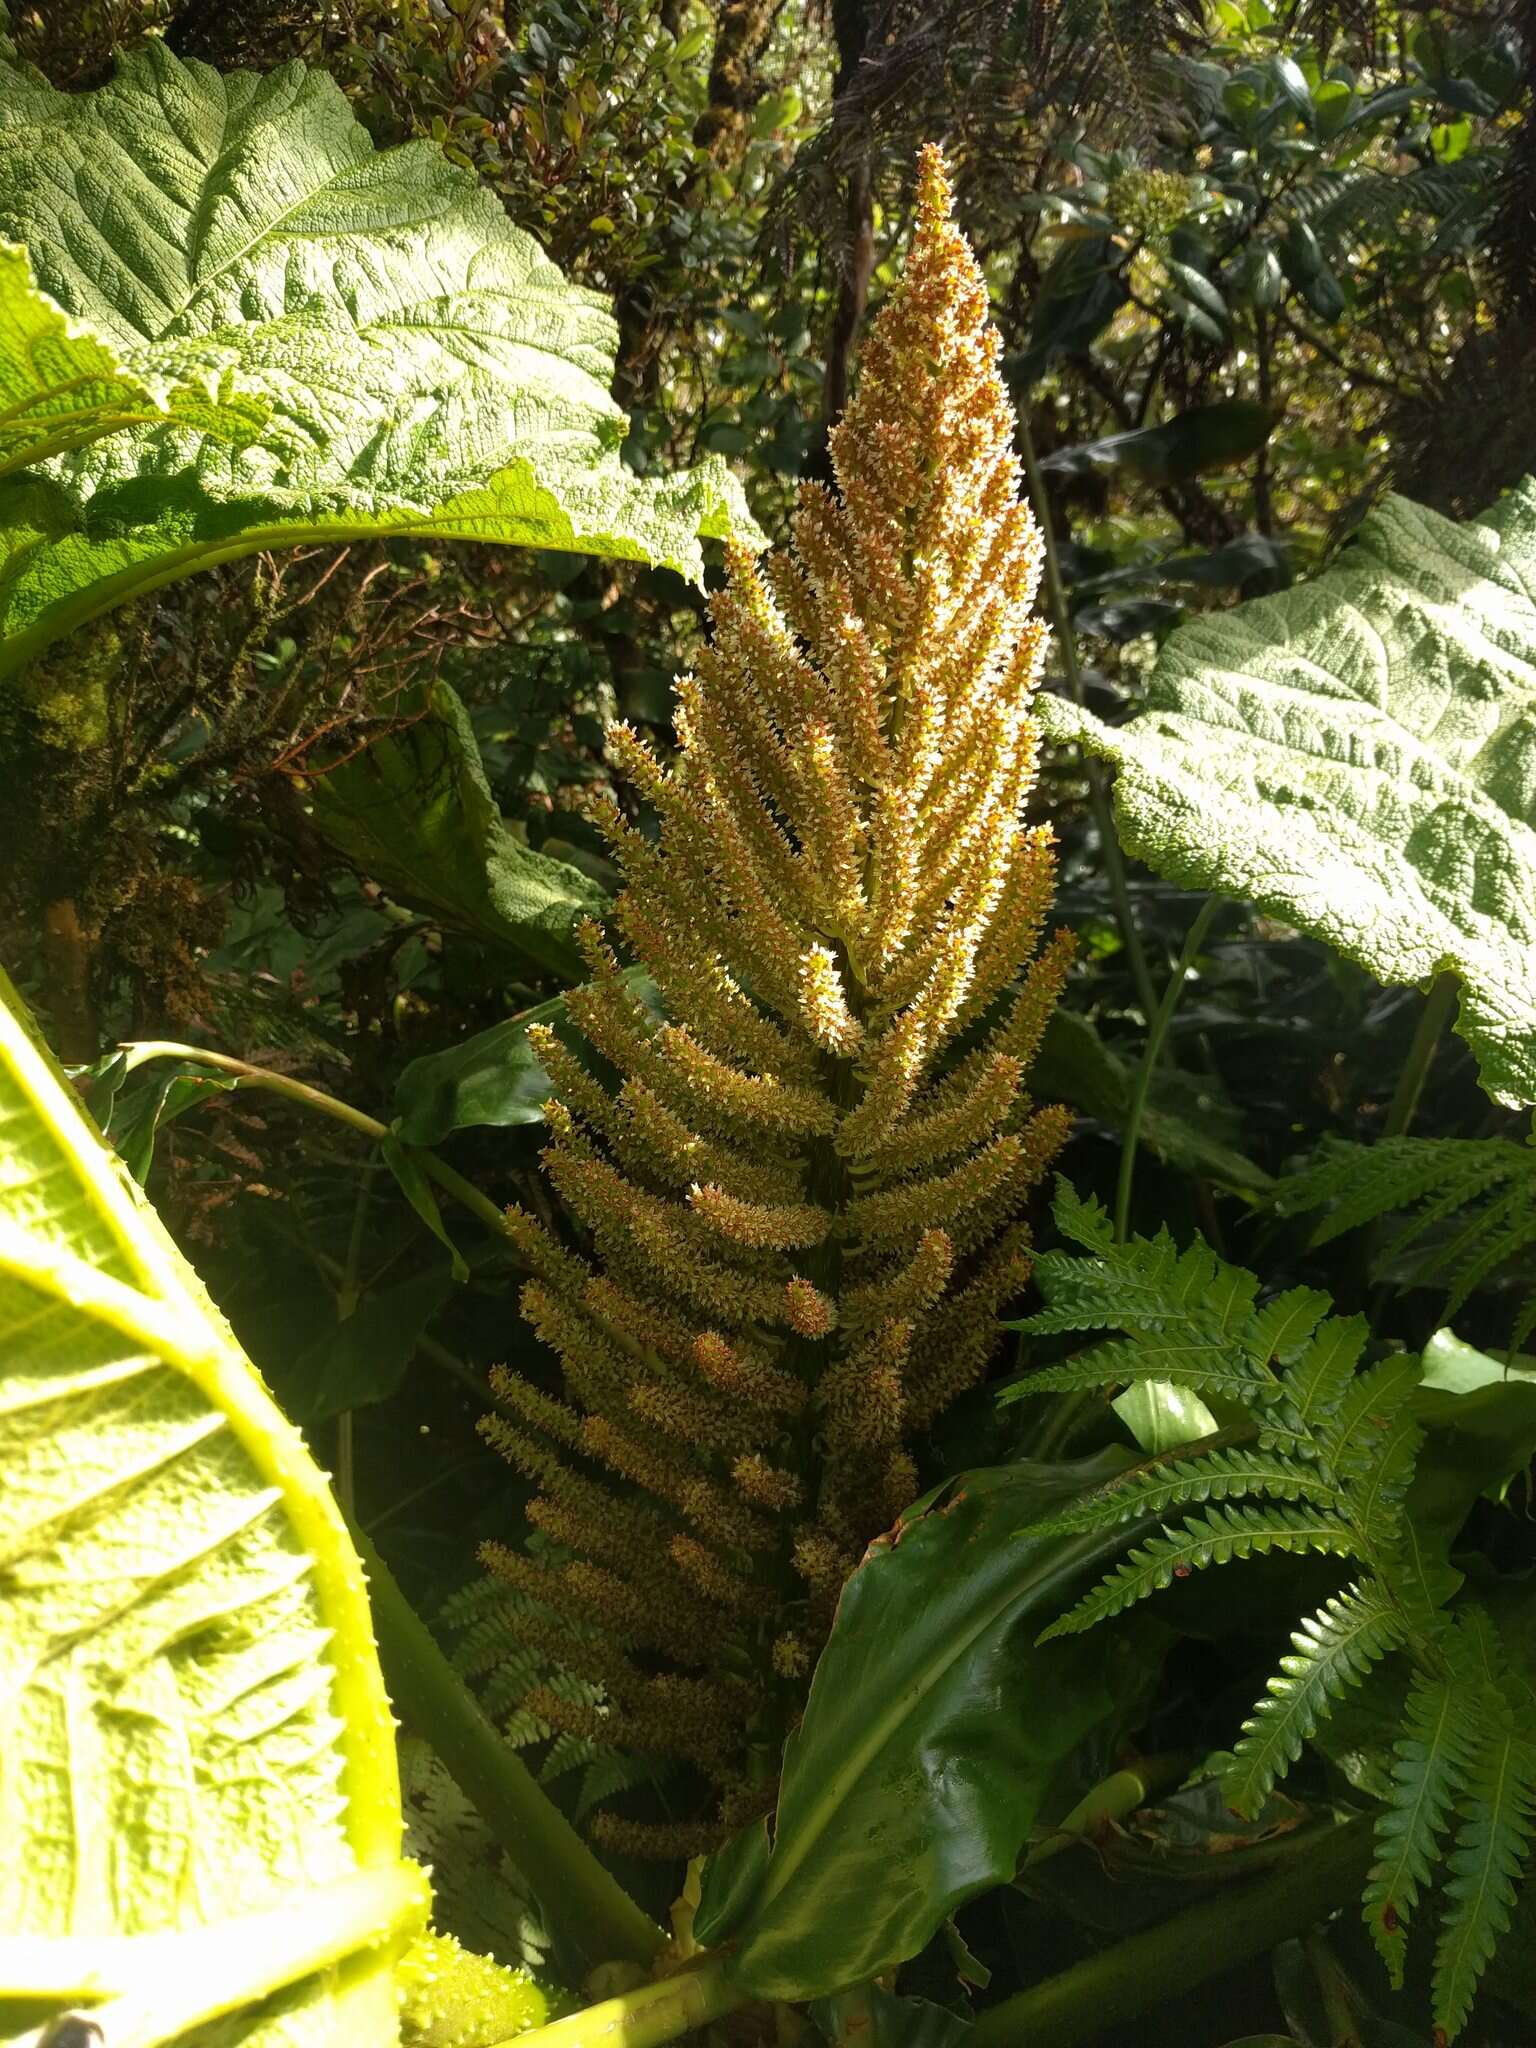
[1275,1312,1368,1437]
[1021,1225,1258,1340]
[1032,1445,1343,1534]
[1321,1354,1422,1478]
[1289,157,1501,244]
[1224,1584,1406,1817]
[1049,1176,1116,1254]
[1026,1195,1535,2029]
[1365,1667,1480,1985]
[1442,1176,1536,1320]
[1350,1407,1424,1559]
[1379,1160,1529,1276]
[1015,1332,1280,1406]
[1277,1137,1517,1247]
[1279,1137,1536,1353]
[1432,1722,1536,2040]
[1039,1503,1359,1640]
[1245,1285,1333,1369]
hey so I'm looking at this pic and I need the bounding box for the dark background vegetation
[2,1,1532,2039]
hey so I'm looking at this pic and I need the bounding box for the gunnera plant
[480,146,1073,1854]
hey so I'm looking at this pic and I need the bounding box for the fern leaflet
[1017,1334,1281,1406]
[1031,1445,1344,1534]
[1272,1313,1368,1441]
[1433,1722,1536,2041]
[1278,1135,1536,1353]
[1321,1354,1422,1479]
[1246,1285,1333,1369]
[1224,1584,1406,1818]
[1364,1667,1479,1984]
[1040,1503,1359,1640]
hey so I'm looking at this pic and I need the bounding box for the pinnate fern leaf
[1224,1584,1406,1818]
[1039,1503,1359,1641]
[1350,1407,1424,1558]
[1017,1335,1282,1406]
[1245,1285,1333,1369]
[1321,1354,1423,1477]
[1433,1723,1536,2040]
[1275,1313,1369,1437]
[1442,1177,1536,1320]
[1276,1137,1518,1248]
[1021,1193,1536,2036]
[1032,1445,1343,1535]
[1283,1136,1536,1354]
[1364,1667,1481,1986]
[1021,1200,1259,1342]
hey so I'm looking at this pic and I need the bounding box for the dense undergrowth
[0,3,1533,2046]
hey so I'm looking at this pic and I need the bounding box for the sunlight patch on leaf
[1043,483,1536,1106]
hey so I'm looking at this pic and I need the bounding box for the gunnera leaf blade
[0,967,426,2046]
[0,242,270,477]
[0,41,759,671]
[1042,483,1536,1106]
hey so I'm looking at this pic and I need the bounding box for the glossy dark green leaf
[381,1135,469,1282]
[308,681,607,980]
[1300,267,1347,320]
[392,969,660,1145]
[1009,238,1128,386]
[1165,260,1229,328]
[90,1059,241,1181]
[1068,535,1291,601]
[1074,597,1183,641]
[394,995,571,1145]
[1407,1369,1536,1580]
[297,1267,455,1422]
[1281,219,1324,280]
[711,1454,1162,2001]
[1271,54,1312,114]
[1313,79,1354,138]
[1041,402,1275,485]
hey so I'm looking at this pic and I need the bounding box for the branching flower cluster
[481,148,1071,1850]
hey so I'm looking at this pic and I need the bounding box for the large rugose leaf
[0,242,270,476]
[0,43,757,674]
[699,1456,1159,2002]
[0,968,426,2047]
[1043,482,1536,1106]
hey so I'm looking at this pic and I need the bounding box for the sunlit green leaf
[1044,483,1536,1106]
[0,43,759,673]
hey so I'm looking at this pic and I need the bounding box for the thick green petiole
[118,1041,524,1254]
[2,1864,430,2048]
[502,1958,746,2048]
[971,1817,1373,2046]
[352,1527,667,1974]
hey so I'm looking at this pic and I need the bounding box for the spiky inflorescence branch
[479,147,1072,1851]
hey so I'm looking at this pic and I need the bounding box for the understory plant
[3,8,1536,2043]
[1009,1183,1536,2041]
[479,145,1074,1851]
